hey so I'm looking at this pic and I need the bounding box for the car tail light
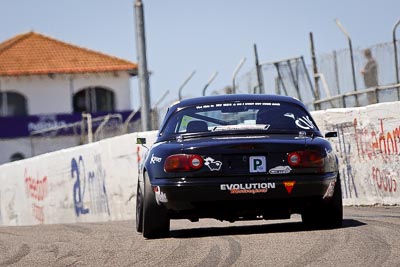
[287,150,324,168]
[164,154,204,172]
[287,152,301,166]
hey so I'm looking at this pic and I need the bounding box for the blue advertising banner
[0,110,141,138]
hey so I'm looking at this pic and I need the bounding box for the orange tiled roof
[0,31,137,76]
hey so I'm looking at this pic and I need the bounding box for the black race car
[136,94,342,238]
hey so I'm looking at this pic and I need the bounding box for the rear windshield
[160,101,319,137]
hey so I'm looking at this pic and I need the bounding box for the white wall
[0,71,132,115]
[2,76,71,114]
[312,101,400,205]
[0,136,81,164]
[0,138,34,163]
[72,72,132,111]
[0,101,399,226]
[0,130,157,226]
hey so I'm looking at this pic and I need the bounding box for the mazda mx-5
[136,94,342,238]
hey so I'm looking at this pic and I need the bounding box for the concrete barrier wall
[0,131,157,226]
[0,101,399,226]
[312,101,400,206]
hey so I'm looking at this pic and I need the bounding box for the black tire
[136,181,143,233]
[325,175,343,227]
[142,173,170,239]
[302,175,343,228]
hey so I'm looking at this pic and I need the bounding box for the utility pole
[309,32,320,110]
[393,19,400,83]
[134,0,151,131]
[254,44,265,94]
[393,18,400,100]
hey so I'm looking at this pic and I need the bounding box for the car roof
[169,94,305,110]
[157,94,320,141]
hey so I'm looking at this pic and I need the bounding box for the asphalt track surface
[0,206,399,266]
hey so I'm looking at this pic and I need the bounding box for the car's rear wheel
[302,175,343,228]
[142,172,170,239]
[136,181,143,233]
[326,175,343,227]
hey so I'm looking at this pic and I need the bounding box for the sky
[1,0,400,111]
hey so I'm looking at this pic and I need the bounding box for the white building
[0,32,138,164]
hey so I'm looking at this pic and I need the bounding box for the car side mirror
[325,131,338,138]
[136,137,147,145]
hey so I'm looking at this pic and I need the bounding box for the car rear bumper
[150,173,338,219]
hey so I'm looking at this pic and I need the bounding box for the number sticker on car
[249,156,266,173]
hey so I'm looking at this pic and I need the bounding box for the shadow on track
[169,219,366,239]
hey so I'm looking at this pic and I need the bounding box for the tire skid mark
[351,226,391,267]
[102,231,118,265]
[196,236,241,267]
[123,240,156,266]
[102,249,117,265]
[0,240,8,254]
[0,231,20,237]
[360,218,400,232]
[286,232,335,267]
[222,236,242,266]
[357,218,399,266]
[337,218,392,267]
[129,235,138,250]
[0,207,398,265]
[55,250,82,266]
[196,245,221,267]
[40,243,60,259]
[65,259,82,267]
[62,224,92,235]
[156,239,195,266]
[128,239,193,266]
[0,243,30,266]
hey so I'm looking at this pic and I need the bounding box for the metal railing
[29,113,135,157]
[314,84,400,109]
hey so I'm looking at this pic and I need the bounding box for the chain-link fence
[236,39,400,110]
[318,41,400,95]
[236,56,316,110]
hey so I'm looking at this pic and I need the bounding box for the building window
[73,87,115,113]
[10,152,25,162]
[0,92,28,116]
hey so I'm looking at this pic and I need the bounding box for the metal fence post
[309,32,320,110]
[254,44,265,94]
[232,58,246,94]
[333,50,341,97]
[335,19,359,106]
[178,70,196,100]
[392,18,400,100]
[202,71,218,96]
